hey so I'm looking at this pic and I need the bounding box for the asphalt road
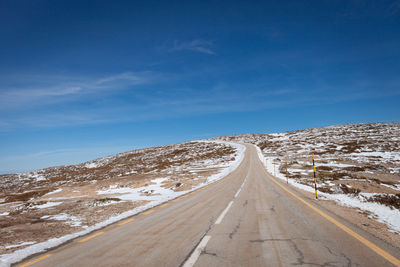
[17,144,400,267]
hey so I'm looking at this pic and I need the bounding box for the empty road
[17,144,400,267]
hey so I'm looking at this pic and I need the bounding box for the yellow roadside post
[312,152,318,199]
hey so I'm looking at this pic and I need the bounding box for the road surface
[17,144,400,267]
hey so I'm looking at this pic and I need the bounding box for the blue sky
[1,0,399,173]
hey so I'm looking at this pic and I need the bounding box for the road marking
[182,235,211,267]
[172,198,179,202]
[160,203,169,208]
[78,232,104,243]
[241,177,246,188]
[143,209,154,215]
[241,174,248,188]
[234,174,248,198]
[118,218,134,226]
[18,254,52,267]
[234,188,241,198]
[215,200,234,224]
[263,167,400,266]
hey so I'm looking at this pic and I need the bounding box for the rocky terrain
[214,123,400,235]
[0,141,244,255]
[1,122,400,264]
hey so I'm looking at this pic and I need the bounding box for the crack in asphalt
[229,219,241,239]
[250,238,355,266]
[178,218,215,267]
[201,249,218,257]
[323,243,358,267]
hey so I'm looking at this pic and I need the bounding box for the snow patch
[4,242,36,249]
[97,178,177,202]
[0,141,246,267]
[27,173,46,182]
[317,162,354,168]
[44,188,62,196]
[255,144,400,234]
[381,183,400,191]
[33,202,62,209]
[41,213,84,228]
[84,162,100,169]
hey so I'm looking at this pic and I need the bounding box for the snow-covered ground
[0,141,245,267]
[1,123,399,265]
[255,146,400,234]
[215,123,400,244]
[215,123,400,194]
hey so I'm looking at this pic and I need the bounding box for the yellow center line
[78,231,104,243]
[262,167,400,266]
[172,199,179,202]
[143,209,154,215]
[160,203,169,208]
[18,254,52,267]
[118,218,135,226]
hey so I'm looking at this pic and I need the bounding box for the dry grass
[366,194,400,210]
[338,184,361,195]
[214,123,400,206]
[0,141,239,254]
[0,141,235,202]
[5,189,52,203]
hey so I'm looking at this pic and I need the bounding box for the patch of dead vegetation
[214,123,400,237]
[5,189,52,203]
[0,142,234,202]
[0,141,238,253]
[366,194,400,210]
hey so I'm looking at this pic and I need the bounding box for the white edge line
[234,188,241,198]
[215,201,234,224]
[182,235,212,267]
[0,141,247,267]
[235,175,247,198]
[240,175,247,188]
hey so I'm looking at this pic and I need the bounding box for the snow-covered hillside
[0,141,245,265]
[1,122,399,266]
[214,123,400,233]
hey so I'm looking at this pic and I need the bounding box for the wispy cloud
[0,71,154,109]
[0,78,300,131]
[0,145,138,174]
[94,72,148,86]
[1,66,397,132]
[168,39,215,55]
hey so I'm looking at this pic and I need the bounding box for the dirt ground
[0,169,220,255]
[0,141,235,254]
